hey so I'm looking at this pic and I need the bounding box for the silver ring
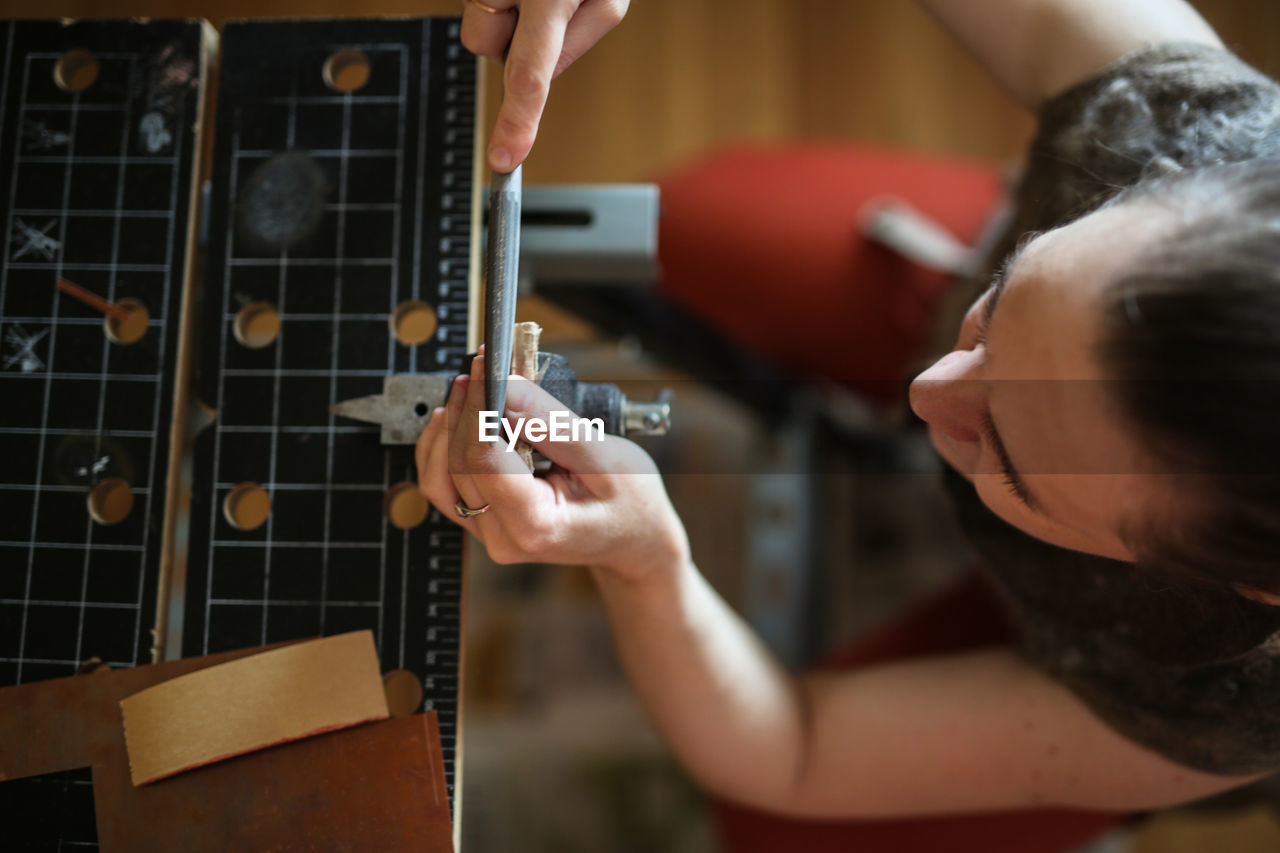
[455,498,492,518]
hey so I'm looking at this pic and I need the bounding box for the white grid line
[212,540,381,549]
[1,657,135,666]
[379,453,389,658]
[222,368,398,377]
[404,21,433,668]
[222,312,388,321]
[219,425,376,434]
[22,103,124,112]
[319,69,356,634]
[75,55,135,666]
[0,26,12,188]
[0,541,145,551]
[380,41,410,660]
[258,79,299,646]
[26,50,139,58]
[211,599,381,607]
[3,316,163,326]
[262,95,403,104]
[228,258,392,267]
[1,484,152,493]
[18,155,175,165]
[0,427,155,436]
[323,202,397,211]
[3,600,138,609]
[16,52,72,683]
[10,262,168,271]
[234,148,398,158]
[3,372,160,381]
[215,482,382,491]
[14,208,173,217]
[204,122,241,653]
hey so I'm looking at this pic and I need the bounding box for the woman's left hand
[415,353,688,580]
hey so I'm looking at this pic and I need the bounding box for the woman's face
[909,205,1170,562]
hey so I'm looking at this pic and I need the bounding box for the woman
[423,0,1280,818]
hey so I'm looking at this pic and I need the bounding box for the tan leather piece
[120,631,389,785]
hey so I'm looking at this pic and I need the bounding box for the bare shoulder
[916,0,1224,109]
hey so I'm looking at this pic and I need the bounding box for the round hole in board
[54,49,100,93]
[103,297,150,346]
[414,402,429,418]
[390,300,437,346]
[322,49,371,93]
[224,482,271,531]
[233,301,281,349]
[384,481,429,530]
[382,669,425,718]
[87,478,134,526]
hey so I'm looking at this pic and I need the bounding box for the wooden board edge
[152,19,219,663]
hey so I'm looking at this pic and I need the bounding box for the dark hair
[1097,158,1280,593]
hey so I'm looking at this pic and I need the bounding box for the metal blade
[329,394,391,426]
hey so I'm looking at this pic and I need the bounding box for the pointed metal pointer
[330,374,454,445]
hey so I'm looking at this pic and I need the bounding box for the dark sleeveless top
[947,43,1280,775]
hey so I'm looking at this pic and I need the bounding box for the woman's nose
[909,348,986,443]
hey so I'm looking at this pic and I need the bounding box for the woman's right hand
[461,0,630,172]
[416,353,688,582]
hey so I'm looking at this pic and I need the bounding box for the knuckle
[423,488,453,518]
[505,60,548,100]
[459,17,484,51]
[509,524,548,555]
[486,540,520,565]
[460,18,508,59]
[462,443,495,472]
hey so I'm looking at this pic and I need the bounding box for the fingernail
[447,375,467,407]
[489,147,512,171]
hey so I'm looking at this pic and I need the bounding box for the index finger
[488,0,576,171]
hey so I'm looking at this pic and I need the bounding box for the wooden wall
[6,0,1280,182]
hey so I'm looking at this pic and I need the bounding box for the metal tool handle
[485,166,522,417]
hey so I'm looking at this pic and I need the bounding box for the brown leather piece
[0,643,294,783]
[98,713,454,852]
[0,642,453,851]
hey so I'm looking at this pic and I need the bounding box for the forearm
[915,0,1221,109]
[590,558,808,809]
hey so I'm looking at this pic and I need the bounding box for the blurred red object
[658,145,1001,403]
